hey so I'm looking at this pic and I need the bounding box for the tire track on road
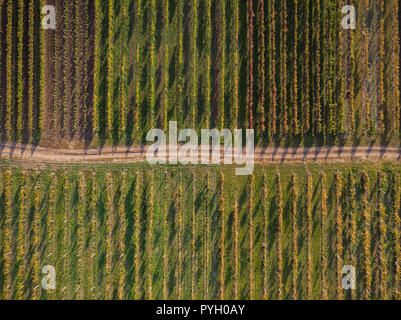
[1,143,401,164]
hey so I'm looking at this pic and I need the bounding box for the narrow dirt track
[1,143,401,164]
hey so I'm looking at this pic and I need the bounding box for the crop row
[1,0,400,146]
[1,164,401,299]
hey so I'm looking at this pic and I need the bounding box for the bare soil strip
[1,143,401,164]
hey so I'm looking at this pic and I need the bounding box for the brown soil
[43,0,55,142]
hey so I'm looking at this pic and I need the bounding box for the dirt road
[1,143,401,165]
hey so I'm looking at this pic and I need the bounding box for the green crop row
[1,162,401,299]
[1,0,401,147]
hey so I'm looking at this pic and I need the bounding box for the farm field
[2,0,401,303]
[0,0,400,148]
[0,161,401,300]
